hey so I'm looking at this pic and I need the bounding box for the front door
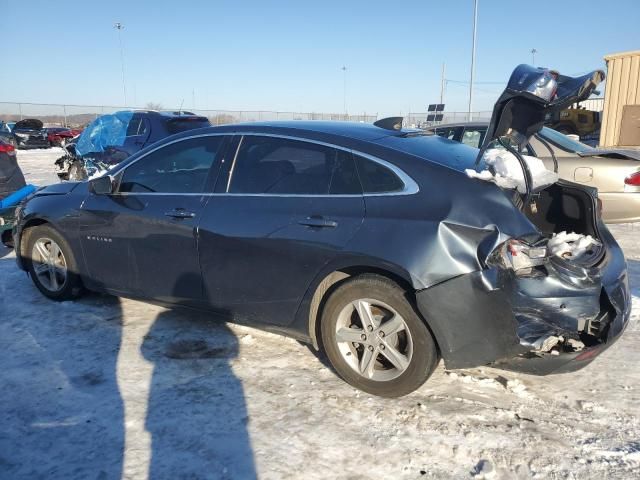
[198,134,365,326]
[79,135,228,303]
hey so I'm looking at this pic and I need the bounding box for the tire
[24,224,84,301]
[320,275,438,397]
[68,161,87,181]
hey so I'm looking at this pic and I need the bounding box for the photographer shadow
[142,273,256,479]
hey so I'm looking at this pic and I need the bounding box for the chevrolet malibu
[9,66,632,397]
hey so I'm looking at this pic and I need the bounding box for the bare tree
[145,102,163,111]
[209,114,237,125]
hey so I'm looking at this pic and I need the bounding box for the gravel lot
[1,148,638,479]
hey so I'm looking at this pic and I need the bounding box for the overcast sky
[2,0,638,116]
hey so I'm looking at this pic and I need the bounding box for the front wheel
[320,275,439,397]
[24,225,84,301]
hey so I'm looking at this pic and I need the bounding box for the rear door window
[119,136,224,193]
[227,136,360,195]
[126,116,142,137]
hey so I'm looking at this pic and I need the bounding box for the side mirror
[89,175,114,195]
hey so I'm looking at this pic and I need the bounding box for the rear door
[78,134,228,302]
[197,134,365,326]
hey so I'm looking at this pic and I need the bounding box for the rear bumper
[600,192,640,224]
[416,227,631,374]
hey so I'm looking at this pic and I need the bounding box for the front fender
[14,191,86,271]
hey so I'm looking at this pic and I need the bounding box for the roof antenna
[373,116,404,131]
[178,98,184,114]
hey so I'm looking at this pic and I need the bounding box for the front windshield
[540,127,592,153]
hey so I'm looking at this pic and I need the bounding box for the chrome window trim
[108,131,419,197]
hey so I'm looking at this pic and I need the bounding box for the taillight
[488,238,547,273]
[625,172,640,186]
[0,143,15,153]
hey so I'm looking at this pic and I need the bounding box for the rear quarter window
[354,155,404,193]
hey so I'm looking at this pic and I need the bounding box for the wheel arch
[18,218,50,258]
[299,260,430,351]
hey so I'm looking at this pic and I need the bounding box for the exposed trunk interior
[523,181,598,238]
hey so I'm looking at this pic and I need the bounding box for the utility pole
[531,48,537,66]
[192,88,196,110]
[440,62,446,105]
[341,66,347,117]
[468,0,478,122]
[114,22,127,106]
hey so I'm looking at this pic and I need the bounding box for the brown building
[600,50,640,147]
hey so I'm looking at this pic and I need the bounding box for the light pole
[341,66,348,117]
[114,22,127,106]
[440,62,446,105]
[531,48,538,66]
[468,0,478,122]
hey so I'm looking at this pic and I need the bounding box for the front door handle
[164,209,196,219]
[298,216,338,228]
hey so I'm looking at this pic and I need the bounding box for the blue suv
[55,110,211,180]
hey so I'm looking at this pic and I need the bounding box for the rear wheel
[25,225,84,301]
[320,275,438,397]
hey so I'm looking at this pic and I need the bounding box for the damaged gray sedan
[11,65,631,397]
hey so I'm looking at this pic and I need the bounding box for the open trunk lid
[13,119,43,131]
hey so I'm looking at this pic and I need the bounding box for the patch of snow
[465,148,559,193]
[548,231,601,260]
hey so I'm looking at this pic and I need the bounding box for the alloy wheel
[334,298,413,382]
[31,237,68,293]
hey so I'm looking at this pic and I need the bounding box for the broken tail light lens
[488,238,547,273]
[624,171,640,186]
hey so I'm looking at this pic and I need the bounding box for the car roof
[123,110,206,119]
[196,120,411,142]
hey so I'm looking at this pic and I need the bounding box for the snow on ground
[1,148,639,479]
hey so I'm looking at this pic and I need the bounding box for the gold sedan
[426,123,640,223]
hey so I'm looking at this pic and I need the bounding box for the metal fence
[0,101,497,130]
[0,102,377,127]
[404,111,493,128]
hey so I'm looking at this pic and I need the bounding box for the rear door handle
[164,209,196,219]
[298,216,338,228]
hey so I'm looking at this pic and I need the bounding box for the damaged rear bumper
[416,227,631,375]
